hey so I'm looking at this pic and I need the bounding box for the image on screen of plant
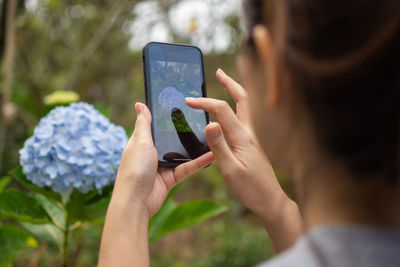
[149,59,208,160]
[150,60,206,134]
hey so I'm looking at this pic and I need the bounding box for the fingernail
[135,102,142,115]
[208,123,221,137]
[217,68,226,76]
[185,97,194,102]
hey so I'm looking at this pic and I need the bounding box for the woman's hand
[113,102,214,218]
[99,103,214,267]
[186,69,302,252]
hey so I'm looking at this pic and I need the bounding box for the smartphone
[142,42,210,167]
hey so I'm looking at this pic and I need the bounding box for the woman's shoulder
[256,234,319,267]
[256,225,400,267]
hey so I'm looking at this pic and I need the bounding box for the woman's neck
[286,114,400,230]
[296,162,400,229]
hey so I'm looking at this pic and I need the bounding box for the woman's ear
[253,25,280,108]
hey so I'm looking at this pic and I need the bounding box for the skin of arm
[99,196,151,266]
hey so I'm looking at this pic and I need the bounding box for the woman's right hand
[186,69,303,252]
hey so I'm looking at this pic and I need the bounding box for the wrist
[252,194,303,253]
[112,174,152,219]
[255,192,299,229]
[108,188,151,223]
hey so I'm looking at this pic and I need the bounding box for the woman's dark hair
[243,0,399,182]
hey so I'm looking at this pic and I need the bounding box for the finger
[216,68,251,125]
[173,151,215,183]
[185,97,246,144]
[130,102,153,144]
[204,122,242,170]
[216,68,247,103]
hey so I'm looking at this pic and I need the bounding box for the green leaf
[151,200,227,241]
[35,194,66,230]
[0,177,11,193]
[21,222,63,249]
[149,198,177,242]
[9,167,61,202]
[148,183,184,242]
[0,189,51,224]
[82,195,111,223]
[0,225,38,264]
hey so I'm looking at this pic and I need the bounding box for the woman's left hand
[112,102,215,219]
[99,103,214,267]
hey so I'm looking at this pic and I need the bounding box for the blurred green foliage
[150,220,272,267]
[0,225,38,266]
[0,166,227,266]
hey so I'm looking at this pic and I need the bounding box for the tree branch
[0,0,18,175]
[64,0,131,91]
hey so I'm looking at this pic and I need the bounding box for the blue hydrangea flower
[19,102,128,194]
[158,87,186,110]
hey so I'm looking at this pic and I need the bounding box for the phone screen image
[144,43,209,166]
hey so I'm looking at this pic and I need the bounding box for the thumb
[132,102,152,143]
[205,122,239,170]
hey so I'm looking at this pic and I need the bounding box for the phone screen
[144,43,209,166]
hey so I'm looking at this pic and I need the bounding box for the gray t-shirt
[257,225,400,267]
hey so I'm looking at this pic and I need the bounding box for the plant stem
[70,225,85,267]
[29,242,48,267]
[62,211,69,267]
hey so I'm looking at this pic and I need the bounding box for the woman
[99,0,400,266]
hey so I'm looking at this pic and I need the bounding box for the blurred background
[0,0,290,266]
